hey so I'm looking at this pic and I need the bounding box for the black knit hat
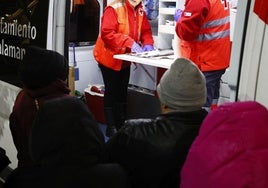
[19,46,69,89]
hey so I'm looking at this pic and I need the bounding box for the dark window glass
[69,0,100,46]
[0,0,49,86]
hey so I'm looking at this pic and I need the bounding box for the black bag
[0,147,11,173]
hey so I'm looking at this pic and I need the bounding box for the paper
[129,49,174,58]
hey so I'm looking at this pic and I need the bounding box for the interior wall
[228,0,251,101]
[237,0,268,108]
[255,27,268,106]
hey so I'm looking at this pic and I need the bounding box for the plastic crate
[84,85,105,124]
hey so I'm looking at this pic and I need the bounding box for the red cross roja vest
[93,1,143,71]
[180,0,231,71]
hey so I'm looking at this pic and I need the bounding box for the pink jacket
[180,101,268,188]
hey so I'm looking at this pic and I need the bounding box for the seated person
[180,101,268,188]
[9,46,70,168]
[5,96,129,188]
[105,58,208,188]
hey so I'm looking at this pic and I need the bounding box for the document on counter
[129,49,174,59]
[114,49,175,69]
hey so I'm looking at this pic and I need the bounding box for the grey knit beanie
[157,58,206,112]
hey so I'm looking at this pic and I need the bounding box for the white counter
[113,50,175,91]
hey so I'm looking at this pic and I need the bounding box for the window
[69,0,100,46]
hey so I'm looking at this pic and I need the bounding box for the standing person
[9,46,70,169]
[175,0,231,110]
[180,101,268,188]
[105,58,208,188]
[93,0,154,137]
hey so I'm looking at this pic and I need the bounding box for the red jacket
[94,0,154,71]
[175,0,231,71]
[180,101,268,188]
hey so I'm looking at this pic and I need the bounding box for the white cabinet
[158,0,177,49]
[157,0,185,50]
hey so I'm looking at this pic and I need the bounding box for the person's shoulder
[106,118,155,145]
[124,118,155,127]
[122,118,155,134]
[38,96,91,121]
[44,96,84,108]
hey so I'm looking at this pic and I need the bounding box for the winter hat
[157,58,206,111]
[19,46,69,89]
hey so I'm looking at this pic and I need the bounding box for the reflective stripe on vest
[111,1,129,35]
[197,16,230,41]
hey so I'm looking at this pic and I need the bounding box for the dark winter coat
[9,79,70,168]
[105,109,208,188]
[5,96,123,188]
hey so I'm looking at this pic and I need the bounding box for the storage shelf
[160,0,177,2]
[158,0,185,50]
[158,25,175,34]
[158,0,177,49]
[159,8,176,14]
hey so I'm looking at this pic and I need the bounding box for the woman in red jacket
[94,0,154,137]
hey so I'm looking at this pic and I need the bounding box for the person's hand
[142,45,154,52]
[131,42,143,53]
[174,8,183,22]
